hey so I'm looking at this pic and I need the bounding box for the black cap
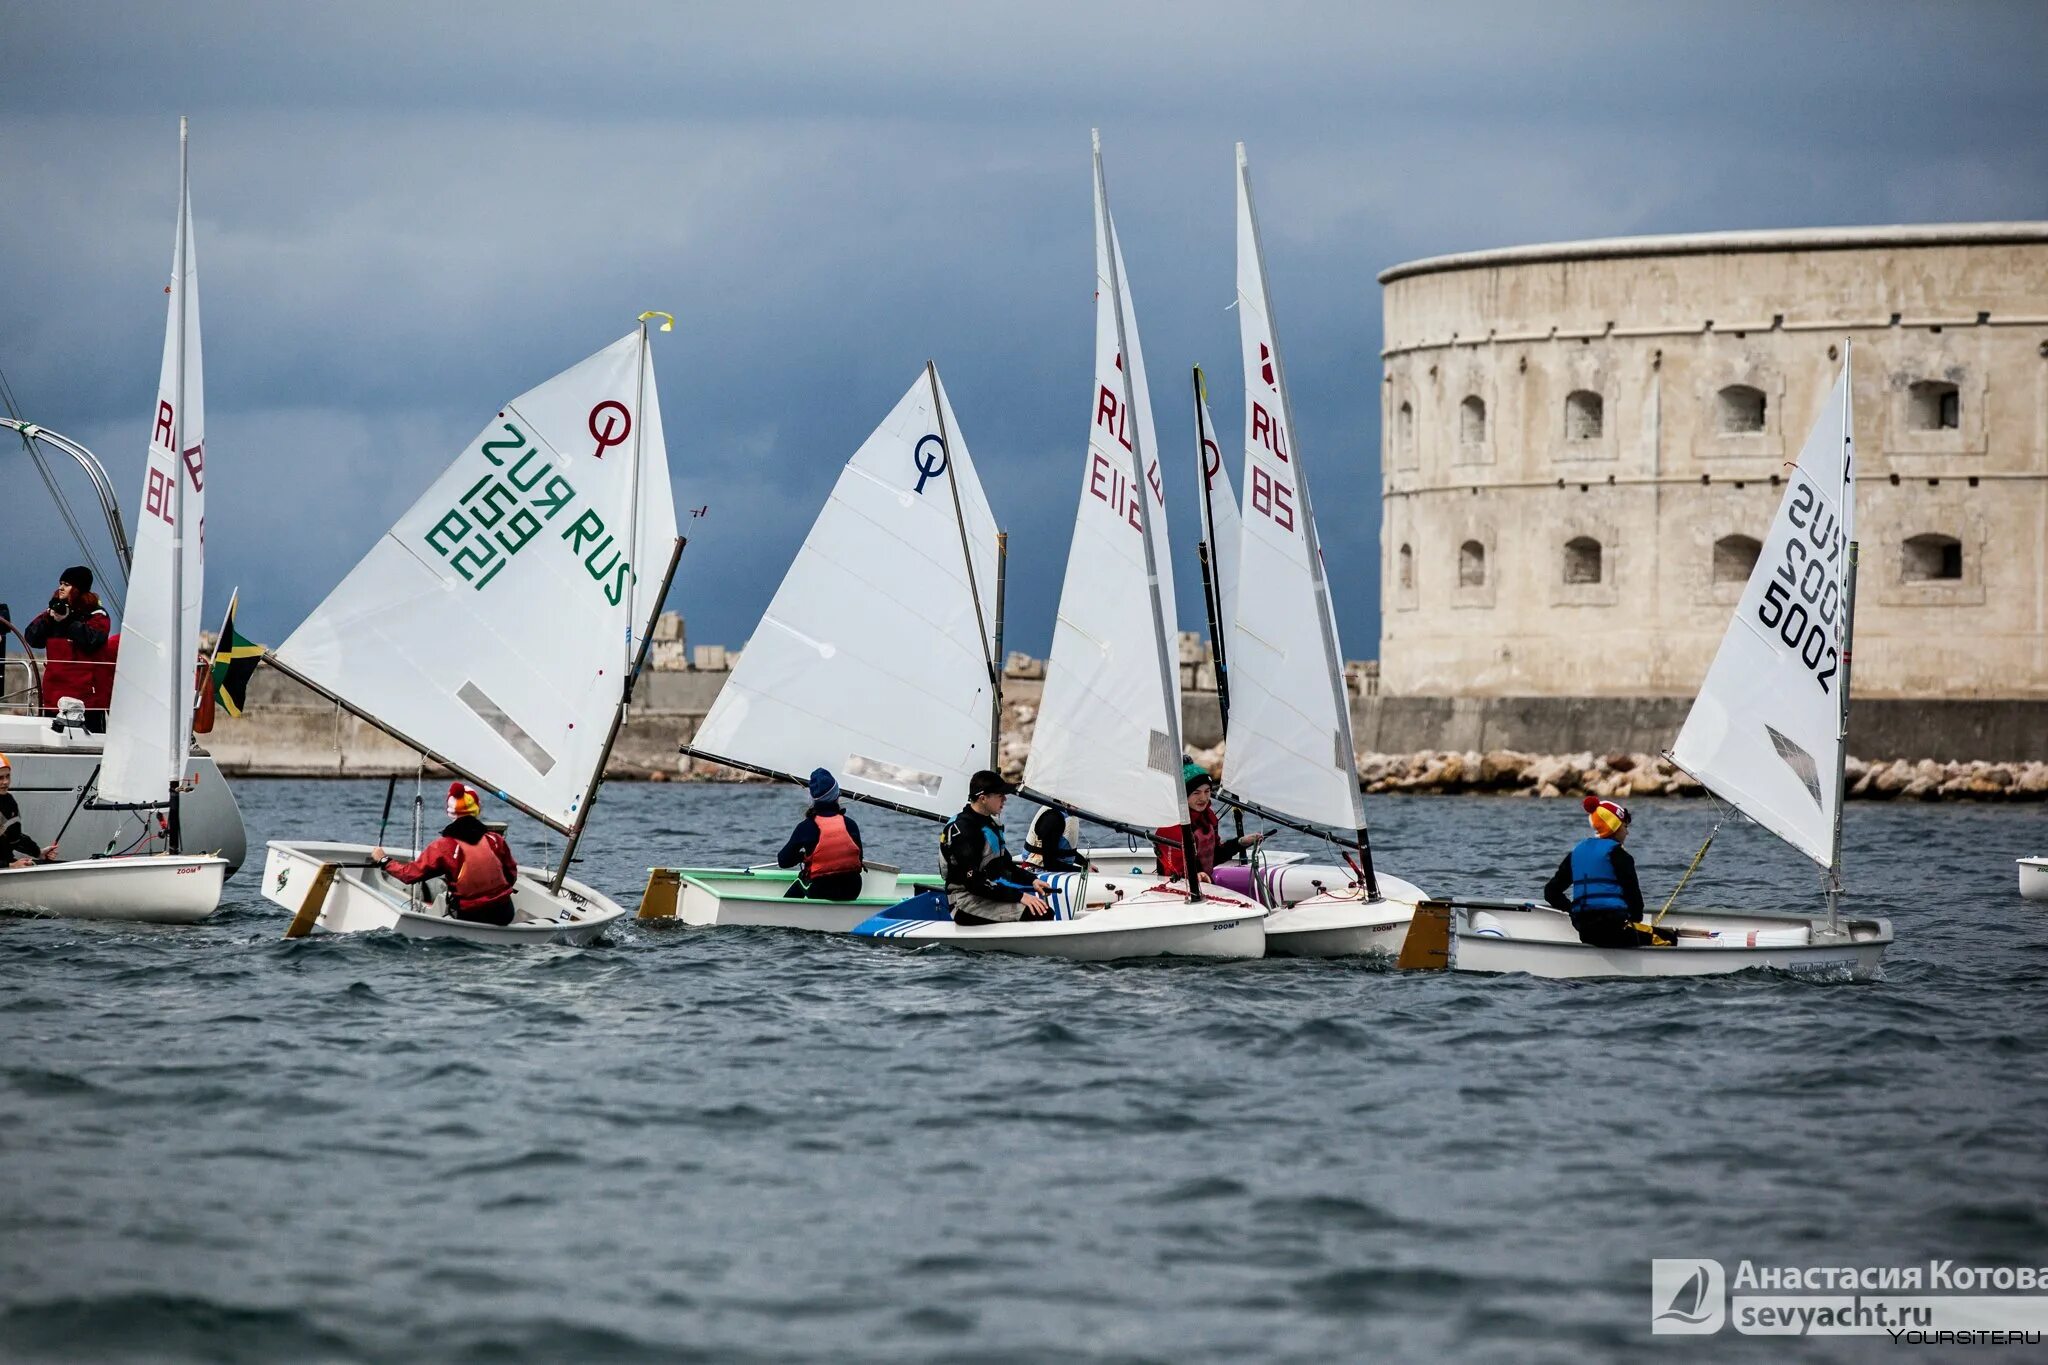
[968,769,1016,798]
[60,566,93,591]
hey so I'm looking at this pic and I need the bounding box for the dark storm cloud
[4,1,2044,654]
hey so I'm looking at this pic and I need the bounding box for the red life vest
[1155,807,1219,879]
[452,832,515,907]
[805,813,862,878]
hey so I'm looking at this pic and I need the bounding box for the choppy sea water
[1,779,2044,1363]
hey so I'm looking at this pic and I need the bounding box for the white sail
[1025,140,1187,829]
[102,122,206,808]
[689,368,1000,817]
[275,331,678,830]
[1194,372,1242,671]
[1672,359,1856,868]
[1218,145,1364,834]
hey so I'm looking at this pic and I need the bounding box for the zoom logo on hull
[1652,1259,1726,1335]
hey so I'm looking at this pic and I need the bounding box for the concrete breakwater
[209,667,2048,799]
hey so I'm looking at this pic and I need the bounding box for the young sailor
[372,782,521,926]
[776,767,866,901]
[940,770,1052,924]
[1023,802,1085,874]
[1155,764,1265,883]
[0,755,57,868]
[1542,796,1677,947]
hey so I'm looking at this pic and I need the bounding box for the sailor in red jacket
[1155,764,1265,883]
[23,566,116,731]
[372,782,520,926]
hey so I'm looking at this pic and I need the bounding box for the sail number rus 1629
[421,417,638,604]
[1756,477,1844,694]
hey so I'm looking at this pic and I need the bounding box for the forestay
[1194,373,1242,669]
[1025,148,1186,829]
[1672,360,1855,868]
[275,332,678,831]
[689,368,1000,817]
[102,123,206,808]
[1218,145,1364,835]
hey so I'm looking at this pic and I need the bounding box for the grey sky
[5,1,2044,657]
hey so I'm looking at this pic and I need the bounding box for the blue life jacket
[1569,837,1631,914]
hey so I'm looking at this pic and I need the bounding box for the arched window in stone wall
[1564,535,1602,585]
[1565,390,1603,441]
[1460,395,1487,445]
[1398,400,1415,452]
[1908,381,1960,431]
[1458,540,1487,587]
[1717,385,1767,434]
[1713,534,1762,583]
[1902,533,1962,581]
[1398,542,1415,590]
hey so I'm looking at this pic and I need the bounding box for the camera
[46,595,70,620]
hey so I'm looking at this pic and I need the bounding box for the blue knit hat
[808,767,840,805]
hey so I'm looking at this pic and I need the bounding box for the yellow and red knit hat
[445,781,482,818]
[1582,794,1631,837]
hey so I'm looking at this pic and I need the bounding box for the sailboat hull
[261,840,622,945]
[0,717,247,872]
[640,864,942,932]
[855,877,1265,961]
[2018,857,2048,902]
[1446,902,1891,980]
[0,854,227,923]
[1262,872,1432,959]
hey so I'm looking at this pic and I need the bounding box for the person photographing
[24,567,115,731]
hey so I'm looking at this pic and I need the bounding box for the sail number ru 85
[1757,480,1844,694]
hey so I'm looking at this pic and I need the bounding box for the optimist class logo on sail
[419,407,642,604]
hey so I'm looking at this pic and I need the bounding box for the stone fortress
[1376,224,2048,704]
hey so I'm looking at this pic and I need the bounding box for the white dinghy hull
[1444,902,1891,980]
[857,876,1265,961]
[0,720,248,872]
[1263,872,1431,959]
[638,864,941,933]
[0,854,226,923]
[262,840,623,946]
[2018,858,2048,903]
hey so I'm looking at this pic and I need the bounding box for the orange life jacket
[805,813,862,878]
[452,832,515,906]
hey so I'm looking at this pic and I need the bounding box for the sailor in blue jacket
[1542,796,1677,947]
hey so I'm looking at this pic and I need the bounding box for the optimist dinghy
[258,316,684,943]
[1436,349,1892,979]
[1186,144,1429,959]
[0,120,227,924]
[644,362,1008,930]
[853,132,1263,962]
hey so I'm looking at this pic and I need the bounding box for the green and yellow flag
[209,591,263,718]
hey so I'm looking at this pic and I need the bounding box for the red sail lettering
[154,401,175,446]
[1252,402,1290,461]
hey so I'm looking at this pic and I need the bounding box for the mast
[166,116,190,855]
[551,315,675,893]
[1191,366,1244,843]
[991,530,1008,768]
[1094,129,1199,899]
[926,360,1000,766]
[1826,340,1857,937]
[1236,143,1376,899]
[1190,366,1235,732]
